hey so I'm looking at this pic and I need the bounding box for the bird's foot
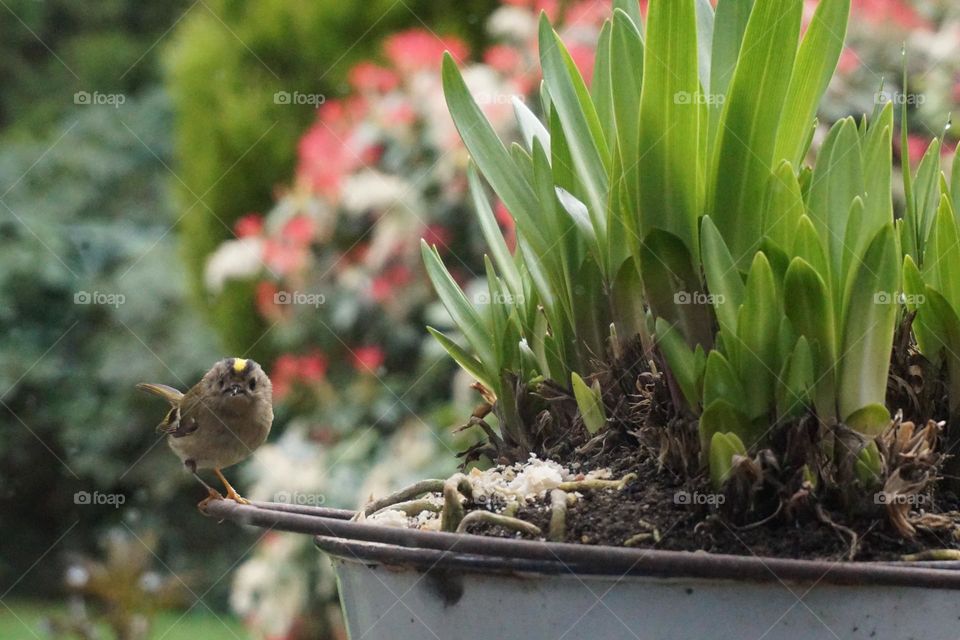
[225,486,250,505]
[197,487,224,512]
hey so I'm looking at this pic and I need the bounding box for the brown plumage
[137,357,273,509]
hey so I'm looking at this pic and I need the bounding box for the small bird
[137,357,273,510]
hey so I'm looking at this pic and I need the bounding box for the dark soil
[470,439,960,561]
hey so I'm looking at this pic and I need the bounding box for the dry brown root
[357,479,445,518]
[369,499,441,519]
[548,489,568,541]
[557,472,637,492]
[815,503,859,561]
[441,473,474,532]
[901,549,960,561]
[456,510,541,537]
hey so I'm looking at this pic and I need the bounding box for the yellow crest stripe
[232,358,248,373]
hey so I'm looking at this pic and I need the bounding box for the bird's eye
[219,379,225,388]
[249,379,256,390]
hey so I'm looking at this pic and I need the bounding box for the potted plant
[209,0,960,637]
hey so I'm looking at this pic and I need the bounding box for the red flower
[263,238,307,276]
[906,134,932,166]
[352,346,385,373]
[271,352,328,399]
[254,281,281,319]
[836,48,860,75]
[566,44,596,84]
[349,62,400,93]
[299,351,328,382]
[423,224,451,249]
[234,213,263,238]
[384,30,469,72]
[494,201,516,251]
[370,264,413,303]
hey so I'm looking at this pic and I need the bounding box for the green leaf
[638,0,701,257]
[846,404,891,437]
[591,21,616,150]
[854,440,883,486]
[512,96,550,154]
[763,161,805,253]
[924,195,960,312]
[807,118,864,282]
[734,252,780,420]
[774,0,850,166]
[572,372,607,434]
[613,0,644,33]
[838,225,899,422]
[784,257,837,417]
[427,327,494,391]
[539,14,609,247]
[442,54,539,231]
[655,316,703,409]
[709,431,747,490]
[791,215,831,286]
[703,350,746,410]
[709,0,754,141]
[708,0,802,267]
[700,400,750,458]
[421,240,492,365]
[468,165,522,297]
[641,230,713,348]
[700,215,745,334]
[777,336,814,419]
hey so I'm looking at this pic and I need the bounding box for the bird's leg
[214,468,250,505]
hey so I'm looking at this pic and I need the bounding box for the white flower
[488,6,537,42]
[341,170,412,214]
[203,237,263,294]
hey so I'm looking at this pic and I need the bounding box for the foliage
[0,0,190,136]
[0,90,246,599]
[164,0,500,355]
[429,0,960,532]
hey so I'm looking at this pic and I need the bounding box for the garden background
[0,0,956,638]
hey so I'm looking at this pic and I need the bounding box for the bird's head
[203,357,272,407]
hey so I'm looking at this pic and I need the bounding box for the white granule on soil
[367,454,611,530]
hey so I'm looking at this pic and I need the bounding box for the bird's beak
[226,383,245,397]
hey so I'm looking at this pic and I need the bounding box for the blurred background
[0,0,956,638]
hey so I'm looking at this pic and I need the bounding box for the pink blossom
[234,213,263,238]
[851,0,932,31]
[567,44,596,84]
[370,263,413,303]
[349,62,400,93]
[281,215,315,246]
[352,346,385,373]
[384,29,469,72]
[254,281,282,320]
[484,45,522,75]
[836,48,860,75]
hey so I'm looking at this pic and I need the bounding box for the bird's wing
[136,382,197,436]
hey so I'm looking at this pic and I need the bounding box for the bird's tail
[135,382,184,406]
